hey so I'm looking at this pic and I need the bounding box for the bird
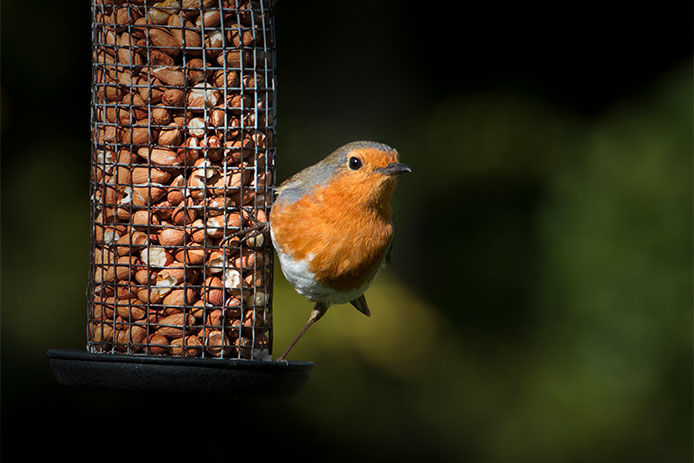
[269,140,411,360]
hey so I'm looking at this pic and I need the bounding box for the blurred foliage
[1,1,691,461]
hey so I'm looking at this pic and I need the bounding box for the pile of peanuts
[89,0,274,359]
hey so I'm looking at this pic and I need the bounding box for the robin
[269,140,411,360]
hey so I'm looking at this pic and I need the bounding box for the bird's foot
[219,221,270,247]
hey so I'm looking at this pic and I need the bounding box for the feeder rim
[48,349,314,369]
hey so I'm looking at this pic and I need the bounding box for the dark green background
[2,1,692,461]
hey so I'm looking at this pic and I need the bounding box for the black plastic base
[48,349,314,396]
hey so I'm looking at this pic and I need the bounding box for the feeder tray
[48,349,314,396]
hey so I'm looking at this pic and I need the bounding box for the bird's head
[319,141,411,207]
[274,141,411,214]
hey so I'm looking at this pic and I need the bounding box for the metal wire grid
[89,0,276,359]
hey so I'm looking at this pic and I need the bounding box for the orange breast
[271,173,393,292]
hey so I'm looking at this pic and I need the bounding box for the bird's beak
[374,162,412,176]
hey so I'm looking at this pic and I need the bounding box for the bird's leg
[277,302,328,361]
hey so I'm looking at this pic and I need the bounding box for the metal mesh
[89,0,275,359]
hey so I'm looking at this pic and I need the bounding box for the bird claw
[219,222,269,247]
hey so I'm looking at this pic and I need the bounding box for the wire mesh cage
[89,0,275,360]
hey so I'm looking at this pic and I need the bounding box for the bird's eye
[348,157,362,170]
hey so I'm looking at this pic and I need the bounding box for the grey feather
[274,141,395,207]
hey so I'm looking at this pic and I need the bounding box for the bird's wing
[273,167,318,206]
[275,152,345,204]
[275,171,302,196]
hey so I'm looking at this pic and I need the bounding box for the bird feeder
[48,0,313,395]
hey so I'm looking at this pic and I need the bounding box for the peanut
[90,3,275,358]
